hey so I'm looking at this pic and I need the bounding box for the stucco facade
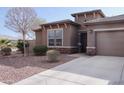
[34,9,124,56]
[34,20,80,53]
[85,22,124,56]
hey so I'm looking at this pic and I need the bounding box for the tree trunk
[22,32,26,56]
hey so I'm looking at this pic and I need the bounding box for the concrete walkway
[14,55,124,85]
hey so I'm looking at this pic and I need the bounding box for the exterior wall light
[89,29,93,33]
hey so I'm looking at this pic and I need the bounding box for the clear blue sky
[1,7,124,38]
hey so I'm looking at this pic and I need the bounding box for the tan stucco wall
[41,29,47,45]
[87,31,96,47]
[87,22,124,29]
[63,25,79,46]
[70,25,79,46]
[75,13,103,25]
[35,24,79,47]
[86,22,124,56]
[87,22,124,47]
[35,31,42,46]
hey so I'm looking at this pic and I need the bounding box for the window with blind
[47,29,63,46]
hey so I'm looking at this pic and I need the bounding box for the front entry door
[80,32,87,52]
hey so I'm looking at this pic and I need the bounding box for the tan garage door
[96,31,124,56]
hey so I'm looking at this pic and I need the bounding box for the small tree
[5,8,37,56]
[27,17,46,40]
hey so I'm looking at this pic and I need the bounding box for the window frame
[47,28,64,47]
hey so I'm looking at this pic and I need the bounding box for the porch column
[86,30,96,55]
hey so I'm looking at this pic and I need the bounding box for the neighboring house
[33,9,124,56]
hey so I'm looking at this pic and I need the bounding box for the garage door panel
[96,31,124,56]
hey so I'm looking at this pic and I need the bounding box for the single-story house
[33,9,124,56]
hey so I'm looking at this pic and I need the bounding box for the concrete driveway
[14,55,124,85]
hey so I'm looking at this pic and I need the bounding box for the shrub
[16,40,29,53]
[1,47,12,56]
[33,45,48,56]
[47,50,60,62]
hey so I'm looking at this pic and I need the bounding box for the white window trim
[86,47,96,49]
[47,28,64,47]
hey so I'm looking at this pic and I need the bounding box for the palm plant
[0,39,13,56]
[0,39,12,49]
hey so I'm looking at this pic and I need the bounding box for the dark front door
[80,32,87,52]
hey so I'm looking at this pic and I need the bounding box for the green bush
[1,47,12,56]
[47,50,60,62]
[16,40,29,53]
[33,45,48,56]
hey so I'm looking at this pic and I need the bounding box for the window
[48,31,55,46]
[47,29,63,46]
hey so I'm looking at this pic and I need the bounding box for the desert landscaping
[0,52,79,84]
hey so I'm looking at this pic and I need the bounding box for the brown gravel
[0,53,78,84]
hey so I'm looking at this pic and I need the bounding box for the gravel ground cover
[0,53,78,84]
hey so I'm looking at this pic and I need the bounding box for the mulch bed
[0,53,78,84]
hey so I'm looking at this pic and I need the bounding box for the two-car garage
[96,30,124,56]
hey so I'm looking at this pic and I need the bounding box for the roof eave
[32,28,42,32]
[71,9,105,17]
[40,21,80,26]
[84,20,124,25]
